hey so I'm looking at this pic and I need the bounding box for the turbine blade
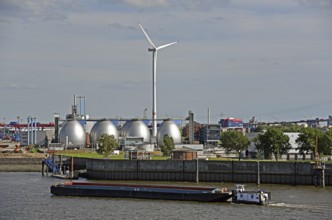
[139,24,156,49]
[156,41,178,50]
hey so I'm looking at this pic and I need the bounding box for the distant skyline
[1,0,332,123]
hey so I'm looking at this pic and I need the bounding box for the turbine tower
[139,24,178,138]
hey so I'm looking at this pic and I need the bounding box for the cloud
[205,16,228,24]
[2,0,331,25]
[0,18,10,23]
[1,0,331,122]
[122,0,169,7]
[0,0,83,21]
[171,0,231,11]
[107,22,137,31]
[100,0,230,11]
[100,80,149,90]
[296,0,332,9]
[0,83,39,90]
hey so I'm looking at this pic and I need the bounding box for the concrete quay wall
[0,158,43,172]
[86,159,332,186]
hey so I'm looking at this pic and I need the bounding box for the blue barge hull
[51,182,233,202]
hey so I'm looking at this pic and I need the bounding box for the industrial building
[246,132,312,160]
[182,121,202,144]
[171,147,197,160]
[51,95,184,152]
[0,118,56,147]
[20,129,54,147]
[1,93,332,160]
[200,124,221,147]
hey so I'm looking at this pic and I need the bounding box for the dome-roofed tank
[90,120,119,147]
[59,120,86,147]
[157,119,181,146]
[121,119,150,142]
[119,120,130,137]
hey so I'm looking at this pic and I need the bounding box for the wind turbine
[139,24,178,138]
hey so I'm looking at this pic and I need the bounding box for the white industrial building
[246,132,312,160]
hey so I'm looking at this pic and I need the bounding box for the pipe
[2,118,5,136]
[31,117,33,145]
[31,117,33,144]
[32,117,34,144]
[65,136,69,150]
[84,96,86,117]
[79,96,82,116]
[34,117,37,144]
[27,117,30,146]
[54,114,59,143]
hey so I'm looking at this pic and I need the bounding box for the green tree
[220,130,250,161]
[295,127,321,155]
[281,124,303,132]
[253,125,267,133]
[254,124,303,133]
[255,127,291,161]
[296,127,331,156]
[320,128,332,155]
[96,134,119,157]
[160,135,175,157]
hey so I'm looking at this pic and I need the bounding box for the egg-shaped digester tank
[157,119,181,146]
[121,119,150,142]
[90,120,119,147]
[59,120,86,147]
[119,120,130,137]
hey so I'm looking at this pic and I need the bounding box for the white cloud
[232,0,299,7]
[0,83,38,90]
[122,0,169,7]
[0,0,83,21]
[296,0,332,9]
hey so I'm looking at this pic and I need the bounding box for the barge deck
[51,181,233,202]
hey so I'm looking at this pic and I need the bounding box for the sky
[0,0,332,124]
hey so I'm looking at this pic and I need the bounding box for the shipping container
[219,118,244,128]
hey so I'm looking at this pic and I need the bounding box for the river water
[0,172,331,220]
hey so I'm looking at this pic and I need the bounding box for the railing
[43,158,61,173]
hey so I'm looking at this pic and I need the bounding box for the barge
[50,181,233,202]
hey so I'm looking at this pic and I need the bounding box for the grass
[151,156,168,160]
[55,150,124,159]
[55,150,170,160]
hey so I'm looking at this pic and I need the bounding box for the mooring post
[42,161,44,176]
[294,162,297,185]
[257,161,260,185]
[52,153,55,174]
[59,155,62,174]
[46,164,48,177]
[322,163,326,188]
[231,160,234,182]
[136,159,139,181]
[71,157,74,179]
[196,158,199,183]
